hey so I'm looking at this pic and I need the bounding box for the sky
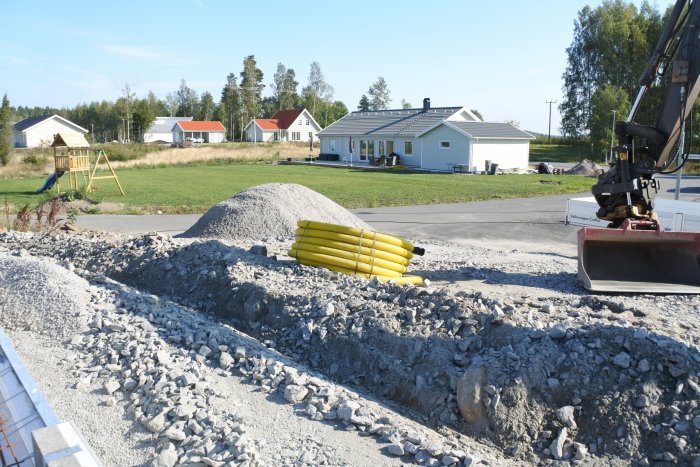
[0,0,674,135]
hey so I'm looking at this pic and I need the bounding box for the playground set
[38,133,124,196]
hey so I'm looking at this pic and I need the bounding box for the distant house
[243,108,321,143]
[144,116,193,143]
[172,121,226,144]
[317,98,534,171]
[12,115,89,148]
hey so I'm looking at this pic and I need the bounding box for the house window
[387,141,394,154]
[405,141,413,155]
[330,139,336,152]
[440,141,451,149]
[274,132,279,141]
[378,141,385,156]
[308,132,312,140]
[292,132,301,141]
[306,119,309,125]
[367,140,375,158]
[360,140,367,160]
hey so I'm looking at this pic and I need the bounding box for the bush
[99,143,166,162]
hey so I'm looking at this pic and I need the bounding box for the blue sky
[1,0,673,134]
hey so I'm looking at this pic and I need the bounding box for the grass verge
[0,163,594,215]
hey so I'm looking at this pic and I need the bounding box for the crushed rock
[0,252,91,342]
[178,183,373,240]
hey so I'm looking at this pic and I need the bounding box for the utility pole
[609,110,617,163]
[546,100,557,142]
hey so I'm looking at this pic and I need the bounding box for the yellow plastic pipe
[293,235,410,265]
[291,241,407,273]
[291,220,424,285]
[294,228,413,259]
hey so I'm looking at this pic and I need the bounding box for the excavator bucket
[577,222,700,293]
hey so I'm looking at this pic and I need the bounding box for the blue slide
[38,171,64,193]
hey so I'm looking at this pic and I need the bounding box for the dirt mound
[565,159,604,176]
[0,253,91,342]
[178,183,372,241]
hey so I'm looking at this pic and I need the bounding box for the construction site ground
[1,181,699,466]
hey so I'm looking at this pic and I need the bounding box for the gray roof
[446,121,535,139]
[319,107,462,137]
[147,116,192,133]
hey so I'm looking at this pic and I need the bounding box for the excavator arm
[578,0,700,293]
[592,0,700,224]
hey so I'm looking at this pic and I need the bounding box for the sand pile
[179,183,372,241]
[0,253,91,342]
[565,159,604,176]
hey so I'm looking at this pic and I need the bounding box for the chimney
[423,98,431,112]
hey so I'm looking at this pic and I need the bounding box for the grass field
[529,143,598,163]
[0,162,595,214]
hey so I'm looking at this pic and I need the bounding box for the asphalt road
[75,173,700,249]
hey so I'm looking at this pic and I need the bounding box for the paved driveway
[76,173,700,248]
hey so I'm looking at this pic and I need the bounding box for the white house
[144,116,192,143]
[317,98,534,170]
[172,121,226,143]
[243,108,321,143]
[12,115,89,148]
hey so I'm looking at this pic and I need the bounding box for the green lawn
[529,143,599,163]
[0,163,595,214]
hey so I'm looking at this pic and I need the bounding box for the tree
[326,101,349,127]
[589,83,631,156]
[176,79,198,117]
[220,73,241,141]
[273,63,299,111]
[164,92,178,117]
[122,83,135,142]
[131,99,155,143]
[240,55,265,137]
[0,94,11,166]
[367,77,391,110]
[302,61,333,118]
[357,95,370,111]
[197,91,215,121]
[471,109,484,120]
[401,99,412,109]
[560,1,665,141]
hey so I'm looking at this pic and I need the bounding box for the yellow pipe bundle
[289,220,424,285]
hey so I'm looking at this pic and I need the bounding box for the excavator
[578,0,700,293]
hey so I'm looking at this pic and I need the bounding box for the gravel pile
[0,253,91,342]
[565,159,604,176]
[179,183,372,241]
[2,228,699,466]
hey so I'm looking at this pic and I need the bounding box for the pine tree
[0,94,11,166]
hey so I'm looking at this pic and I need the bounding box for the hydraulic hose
[290,220,424,285]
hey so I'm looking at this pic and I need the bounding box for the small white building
[243,108,321,143]
[172,121,226,143]
[12,115,88,148]
[317,98,534,170]
[144,116,192,143]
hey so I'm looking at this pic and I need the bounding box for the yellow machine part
[291,220,423,285]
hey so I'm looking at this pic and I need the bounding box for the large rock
[456,366,487,423]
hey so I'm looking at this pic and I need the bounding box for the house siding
[16,119,86,148]
[419,126,469,171]
[472,140,530,170]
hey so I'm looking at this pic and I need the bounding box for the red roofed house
[243,108,321,143]
[172,120,226,144]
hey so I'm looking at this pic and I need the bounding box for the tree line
[560,0,700,156]
[5,58,357,145]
